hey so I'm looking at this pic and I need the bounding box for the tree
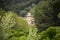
[27,27,38,40]
[38,27,58,40]
[34,1,54,31]
[0,0,40,14]
[19,10,27,17]
[0,11,29,40]
[0,12,15,40]
[34,0,60,31]
[0,9,6,21]
[12,12,29,32]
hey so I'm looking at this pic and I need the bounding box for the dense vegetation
[0,0,60,40]
[33,0,60,31]
[0,0,40,17]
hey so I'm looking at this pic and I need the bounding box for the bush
[34,1,54,31]
[0,11,15,40]
[27,27,38,40]
[11,12,29,32]
[38,27,60,40]
[0,11,28,40]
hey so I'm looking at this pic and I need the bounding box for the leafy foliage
[27,27,38,40]
[0,0,60,40]
[0,0,40,16]
[0,11,29,40]
[12,12,29,32]
[34,1,54,31]
[33,0,60,31]
[0,12,15,40]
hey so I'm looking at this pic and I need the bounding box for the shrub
[11,12,29,32]
[27,27,38,40]
[0,11,15,40]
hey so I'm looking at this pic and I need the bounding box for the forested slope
[0,0,40,14]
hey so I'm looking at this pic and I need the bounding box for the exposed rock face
[24,12,34,25]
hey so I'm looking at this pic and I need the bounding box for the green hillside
[0,0,40,16]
